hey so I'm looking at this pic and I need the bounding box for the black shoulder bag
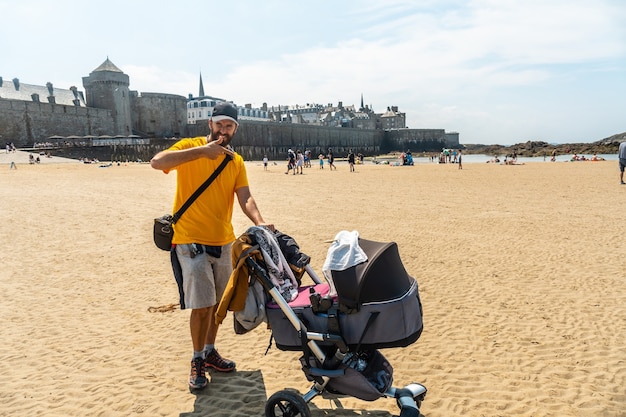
[153,155,232,251]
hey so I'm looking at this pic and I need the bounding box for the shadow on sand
[179,369,422,417]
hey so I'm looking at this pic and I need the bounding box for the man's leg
[190,307,211,352]
[200,305,218,345]
[177,243,216,391]
[189,307,211,390]
[203,245,236,373]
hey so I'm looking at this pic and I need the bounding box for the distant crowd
[280,148,366,174]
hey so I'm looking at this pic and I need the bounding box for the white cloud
[123,65,196,96]
[1,0,624,144]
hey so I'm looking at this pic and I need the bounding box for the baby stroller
[217,228,426,417]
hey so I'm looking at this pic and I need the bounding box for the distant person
[347,149,355,172]
[318,153,324,169]
[296,150,304,174]
[551,149,556,162]
[404,149,414,165]
[458,150,462,170]
[619,141,626,185]
[327,148,336,170]
[285,149,296,175]
[262,155,268,171]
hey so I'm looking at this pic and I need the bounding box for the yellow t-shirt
[164,136,249,246]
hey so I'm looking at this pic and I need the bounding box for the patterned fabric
[247,226,298,302]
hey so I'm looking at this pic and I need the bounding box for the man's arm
[150,137,234,171]
[236,186,275,231]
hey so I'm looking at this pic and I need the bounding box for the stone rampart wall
[48,142,168,163]
[384,128,459,152]
[9,108,457,161]
[131,93,188,138]
[188,121,383,160]
[0,99,114,145]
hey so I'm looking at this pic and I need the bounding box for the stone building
[0,81,113,147]
[266,95,403,131]
[82,59,133,136]
[83,58,187,139]
[1,59,459,153]
[0,58,187,147]
[380,106,406,129]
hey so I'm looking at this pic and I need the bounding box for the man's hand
[205,137,235,159]
[257,223,275,232]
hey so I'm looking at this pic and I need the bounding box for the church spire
[360,93,364,110]
[199,72,205,97]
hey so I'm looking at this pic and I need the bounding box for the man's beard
[213,132,233,148]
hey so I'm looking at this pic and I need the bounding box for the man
[327,148,336,170]
[617,141,626,185]
[285,149,295,175]
[296,149,304,174]
[150,102,274,391]
[347,149,355,172]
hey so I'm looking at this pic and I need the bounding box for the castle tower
[82,57,132,136]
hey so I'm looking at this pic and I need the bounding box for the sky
[1,0,624,146]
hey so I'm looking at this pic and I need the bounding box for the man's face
[209,119,238,147]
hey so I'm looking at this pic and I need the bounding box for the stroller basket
[300,348,394,401]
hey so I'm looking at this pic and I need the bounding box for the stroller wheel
[396,384,427,416]
[415,393,425,409]
[265,390,311,417]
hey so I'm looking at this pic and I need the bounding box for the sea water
[407,153,619,164]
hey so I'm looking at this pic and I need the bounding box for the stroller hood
[331,239,413,312]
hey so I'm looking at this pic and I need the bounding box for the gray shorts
[174,243,233,310]
[620,158,626,172]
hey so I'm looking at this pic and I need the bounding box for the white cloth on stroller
[322,230,368,295]
[247,226,299,302]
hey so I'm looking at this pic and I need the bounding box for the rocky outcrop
[462,132,626,157]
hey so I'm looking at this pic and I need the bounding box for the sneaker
[204,349,236,372]
[189,357,208,390]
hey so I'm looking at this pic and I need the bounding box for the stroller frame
[245,253,427,417]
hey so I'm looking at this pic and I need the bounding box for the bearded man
[150,102,274,391]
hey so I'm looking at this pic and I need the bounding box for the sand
[1,151,625,417]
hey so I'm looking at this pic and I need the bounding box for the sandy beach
[1,151,625,417]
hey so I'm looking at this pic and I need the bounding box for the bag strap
[172,154,232,224]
